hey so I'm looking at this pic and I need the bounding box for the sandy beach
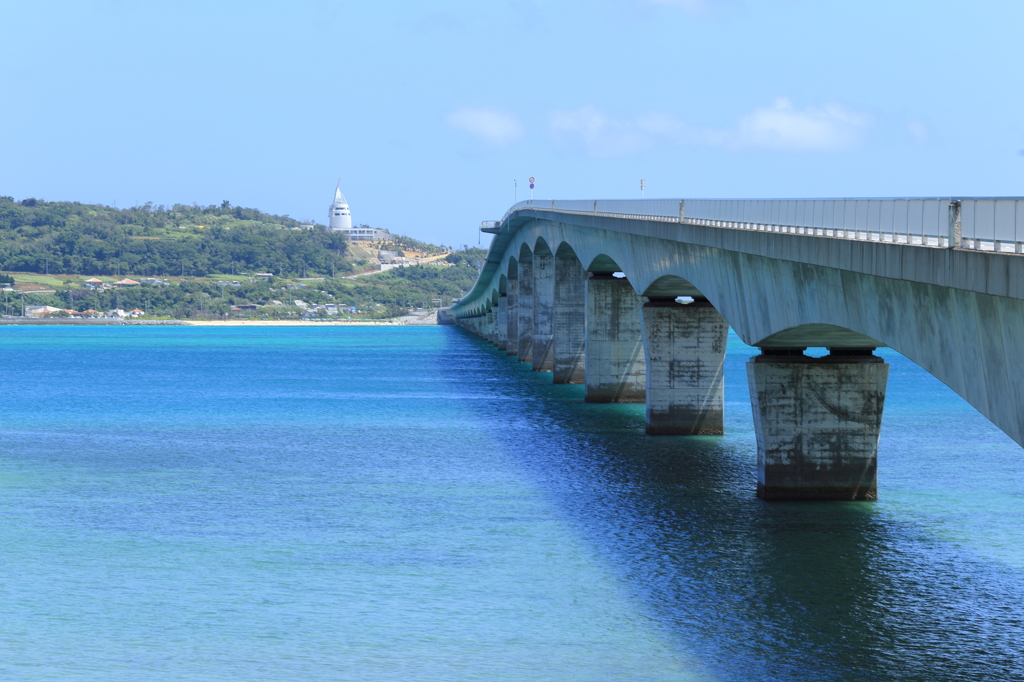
[184,312,438,327]
[0,313,439,327]
[184,319,422,327]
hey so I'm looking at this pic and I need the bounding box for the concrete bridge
[445,197,1024,501]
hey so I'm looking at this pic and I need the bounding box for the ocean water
[1,325,1023,681]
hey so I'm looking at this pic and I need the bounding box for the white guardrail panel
[959,199,1024,253]
[500,198,1024,253]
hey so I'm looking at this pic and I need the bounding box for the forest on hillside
[0,197,360,277]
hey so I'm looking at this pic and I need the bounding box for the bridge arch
[641,274,708,299]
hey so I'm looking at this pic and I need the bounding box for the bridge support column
[486,309,496,345]
[641,298,727,435]
[518,259,533,363]
[532,251,554,371]
[748,348,888,500]
[553,251,586,384]
[585,274,646,403]
[496,294,508,351]
[506,276,519,356]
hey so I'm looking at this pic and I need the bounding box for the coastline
[0,314,439,327]
[184,318,435,326]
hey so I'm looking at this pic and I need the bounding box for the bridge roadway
[445,197,1024,501]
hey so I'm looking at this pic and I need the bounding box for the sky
[2,0,1022,247]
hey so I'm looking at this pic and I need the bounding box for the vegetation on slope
[1,262,483,319]
[0,196,358,277]
[0,196,486,319]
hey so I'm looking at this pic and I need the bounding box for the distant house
[24,305,63,318]
[231,304,258,312]
[114,279,140,287]
[84,278,104,289]
[254,272,273,280]
[129,309,145,318]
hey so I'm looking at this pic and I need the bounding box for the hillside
[0,195,487,319]
[0,196,360,278]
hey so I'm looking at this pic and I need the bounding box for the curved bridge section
[449,198,1024,500]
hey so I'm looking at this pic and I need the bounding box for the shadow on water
[441,328,1024,682]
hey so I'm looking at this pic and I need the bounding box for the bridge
[444,197,1024,501]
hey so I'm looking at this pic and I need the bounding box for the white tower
[328,180,352,231]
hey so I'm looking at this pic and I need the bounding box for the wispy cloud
[645,0,710,13]
[446,107,524,146]
[908,121,928,142]
[549,98,871,156]
[550,106,651,156]
[734,97,869,151]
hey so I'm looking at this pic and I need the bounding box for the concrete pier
[641,298,728,435]
[496,294,508,351]
[585,274,646,403]
[506,273,519,356]
[532,250,555,371]
[748,348,888,500]
[517,257,533,363]
[553,251,586,384]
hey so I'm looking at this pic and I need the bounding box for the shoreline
[0,316,439,327]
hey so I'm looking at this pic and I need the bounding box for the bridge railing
[959,199,1024,253]
[502,199,682,223]
[503,197,1024,253]
[684,198,954,247]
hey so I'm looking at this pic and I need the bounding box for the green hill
[0,196,359,277]
[0,195,488,319]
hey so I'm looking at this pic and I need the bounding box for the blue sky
[2,0,1022,247]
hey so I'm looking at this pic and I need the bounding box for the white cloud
[646,0,709,13]
[549,98,870,156]
[908,121,928,142]
[734,97,869,151]
[550,105,652,156]
[446,108,524,145]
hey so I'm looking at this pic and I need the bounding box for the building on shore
[328,181,391,241]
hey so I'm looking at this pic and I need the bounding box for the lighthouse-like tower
[328,180,352,231]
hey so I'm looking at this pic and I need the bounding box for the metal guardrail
[498,197,1024,252]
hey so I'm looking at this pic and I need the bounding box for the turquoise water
[1,326,1023,681]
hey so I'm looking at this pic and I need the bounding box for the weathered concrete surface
[748,350,888,500]
[517,257,533,364]
[553,250,586,384]
[496,295,508,350]
[641,298,728,435]
[532,250,555,372]
[506,274,519,356]
[456,212,1024,449]
[585,275,646,403]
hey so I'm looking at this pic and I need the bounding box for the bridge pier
[517,258,533,364]
[486,308,496,345]
[506,274,519,356]
[532,250,555,372]
[553,251,586,384]
[641,297,727,435]
[584,274,646,403]
[748,348,888,500]
[496,294,508,351]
